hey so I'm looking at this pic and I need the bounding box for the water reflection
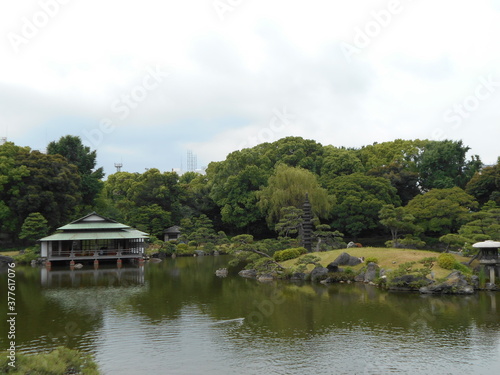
[0,257,499,374]
[41,265,145,288]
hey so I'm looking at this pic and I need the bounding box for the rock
[215,268,228,277]
[419,271,474,294]
[73,263,83,269]
[485,283,498,291]
[470,275,479,289]
[290,272,306,281]
[354,273,365,282]
[390,274,433,290]
[330,252,362,267]
[0,255,15,268]
[238,269,257,278]
[213,251,220,256]
[326,263,344,273]
[364,262,379,283]
[258,273,275,282]
[310,266,329,282]
[194,250,206,256]
[149,258,162,263]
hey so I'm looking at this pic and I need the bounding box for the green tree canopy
[328,173,401,237]
[128,204,172,238]
[47,135,104,207]
[19,212,49,242]
[257,164,334,227]
[406,187,478,236]
[4,149,81,237]
[366,162,420,205]
[439,203,500,252]
[357,139,426,170]
[416,140,481,190]
[207,147,271,230]
[104,169,184,227]
[465,157,500,206]
[0,142,30,234]
[379,204,420,246]
[320,146,364,184]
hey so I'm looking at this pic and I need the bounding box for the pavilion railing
[49,248,144,258]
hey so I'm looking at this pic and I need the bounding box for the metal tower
[187,150,197,172]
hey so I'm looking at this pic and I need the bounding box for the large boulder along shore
[419,271,476,295]
[0,255,15,268]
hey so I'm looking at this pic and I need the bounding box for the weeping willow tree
[257,164,335,228]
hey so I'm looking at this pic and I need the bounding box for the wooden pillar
[117,259,122,268]
[45,261,51,269]
[94,259,99,268]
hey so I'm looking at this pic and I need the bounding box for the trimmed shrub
[437,253,457,270]
[273,248,301,262]
[365,257,379,264]
[13,246,40,264]
[176,243,188,252]
[326,271,356,282]
[0,346,100,374]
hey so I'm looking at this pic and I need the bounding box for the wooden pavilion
[40,213,149,265]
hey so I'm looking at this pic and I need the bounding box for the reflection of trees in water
[2,259,499,359]
[126,257,500,342]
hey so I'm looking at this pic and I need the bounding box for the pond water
[1,256,500,374]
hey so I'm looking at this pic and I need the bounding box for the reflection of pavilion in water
[41,265,145,288]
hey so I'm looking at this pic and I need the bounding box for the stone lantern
[472,240,500,284]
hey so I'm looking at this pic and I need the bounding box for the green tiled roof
[40,229,149,242]
[58,222,130,230]
[40,212,150,241]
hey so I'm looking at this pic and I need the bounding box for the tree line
[1,135,498,253]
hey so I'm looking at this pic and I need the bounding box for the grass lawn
[283,247,471,279]
[1,251,19,257]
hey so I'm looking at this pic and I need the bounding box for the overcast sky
[1,0,499,176]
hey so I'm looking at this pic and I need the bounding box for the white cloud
[0,0,498,175]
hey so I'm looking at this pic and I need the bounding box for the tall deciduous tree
[207,147,271,230]
[416,140,481,190]
[465,157,500,206]
[0,142,30,234]
[328,173,400,237]
[257,164,334,227]
[47,135,104,208]
[6,149,81,236]
[366,162,420,205]
[320,146,364,185]
[129,204,172,238]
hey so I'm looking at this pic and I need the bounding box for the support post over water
[302,193,313,253]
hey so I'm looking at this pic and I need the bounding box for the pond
[1,256,500,374]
